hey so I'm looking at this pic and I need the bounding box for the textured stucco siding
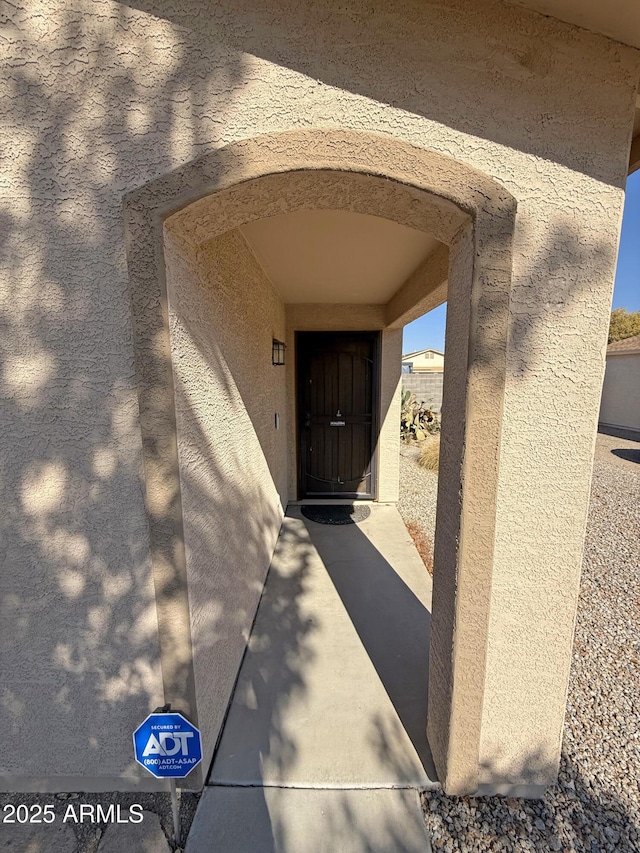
[599,354,640,431]
[378,329,403,503]
[1,0,638,791]
[477,204,633,791]
[165,228,287,777]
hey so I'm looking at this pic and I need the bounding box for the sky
[402,169,640,355]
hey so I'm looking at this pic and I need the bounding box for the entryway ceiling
[507,0,640,49]
[240,210,439,304]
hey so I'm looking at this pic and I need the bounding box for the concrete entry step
[184,787,433,853]
[210,505,438,789]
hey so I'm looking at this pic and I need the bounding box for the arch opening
[124,129,517,794]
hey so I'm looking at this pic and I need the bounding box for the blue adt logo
[133,713,202,779]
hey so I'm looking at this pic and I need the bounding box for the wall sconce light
[272,339,286,366]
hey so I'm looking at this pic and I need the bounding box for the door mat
[300,505,371,525]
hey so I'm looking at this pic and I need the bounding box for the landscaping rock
[97,810,170,853]
[0,821,78,853]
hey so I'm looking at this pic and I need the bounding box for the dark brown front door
[297,332,378,499]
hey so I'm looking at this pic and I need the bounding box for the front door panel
[298,332,377,498]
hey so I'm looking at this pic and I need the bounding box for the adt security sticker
[133,712,202,778]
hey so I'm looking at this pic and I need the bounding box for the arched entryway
[125,129,517,795]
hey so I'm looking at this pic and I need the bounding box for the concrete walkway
[186,505,436,852]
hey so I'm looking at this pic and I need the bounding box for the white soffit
[240,210,439,304]
[507,0,640,49]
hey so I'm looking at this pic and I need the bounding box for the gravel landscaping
[399,432,640,852]
[398,442,439,569]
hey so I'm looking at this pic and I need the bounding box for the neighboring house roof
[402,348,444,359]
[607,334,640,355]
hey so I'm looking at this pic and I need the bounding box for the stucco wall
[599,354,640,431]
[164,228,288,777]
[378,329,403,503]
[1,0,638,790]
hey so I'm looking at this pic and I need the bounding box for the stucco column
[427,218,514,796]
[427,178,627,796]
[377,328,403,503]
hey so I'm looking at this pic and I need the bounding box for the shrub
[609,307,640,343]
[401,390,441,442]
[418,436,440,471]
